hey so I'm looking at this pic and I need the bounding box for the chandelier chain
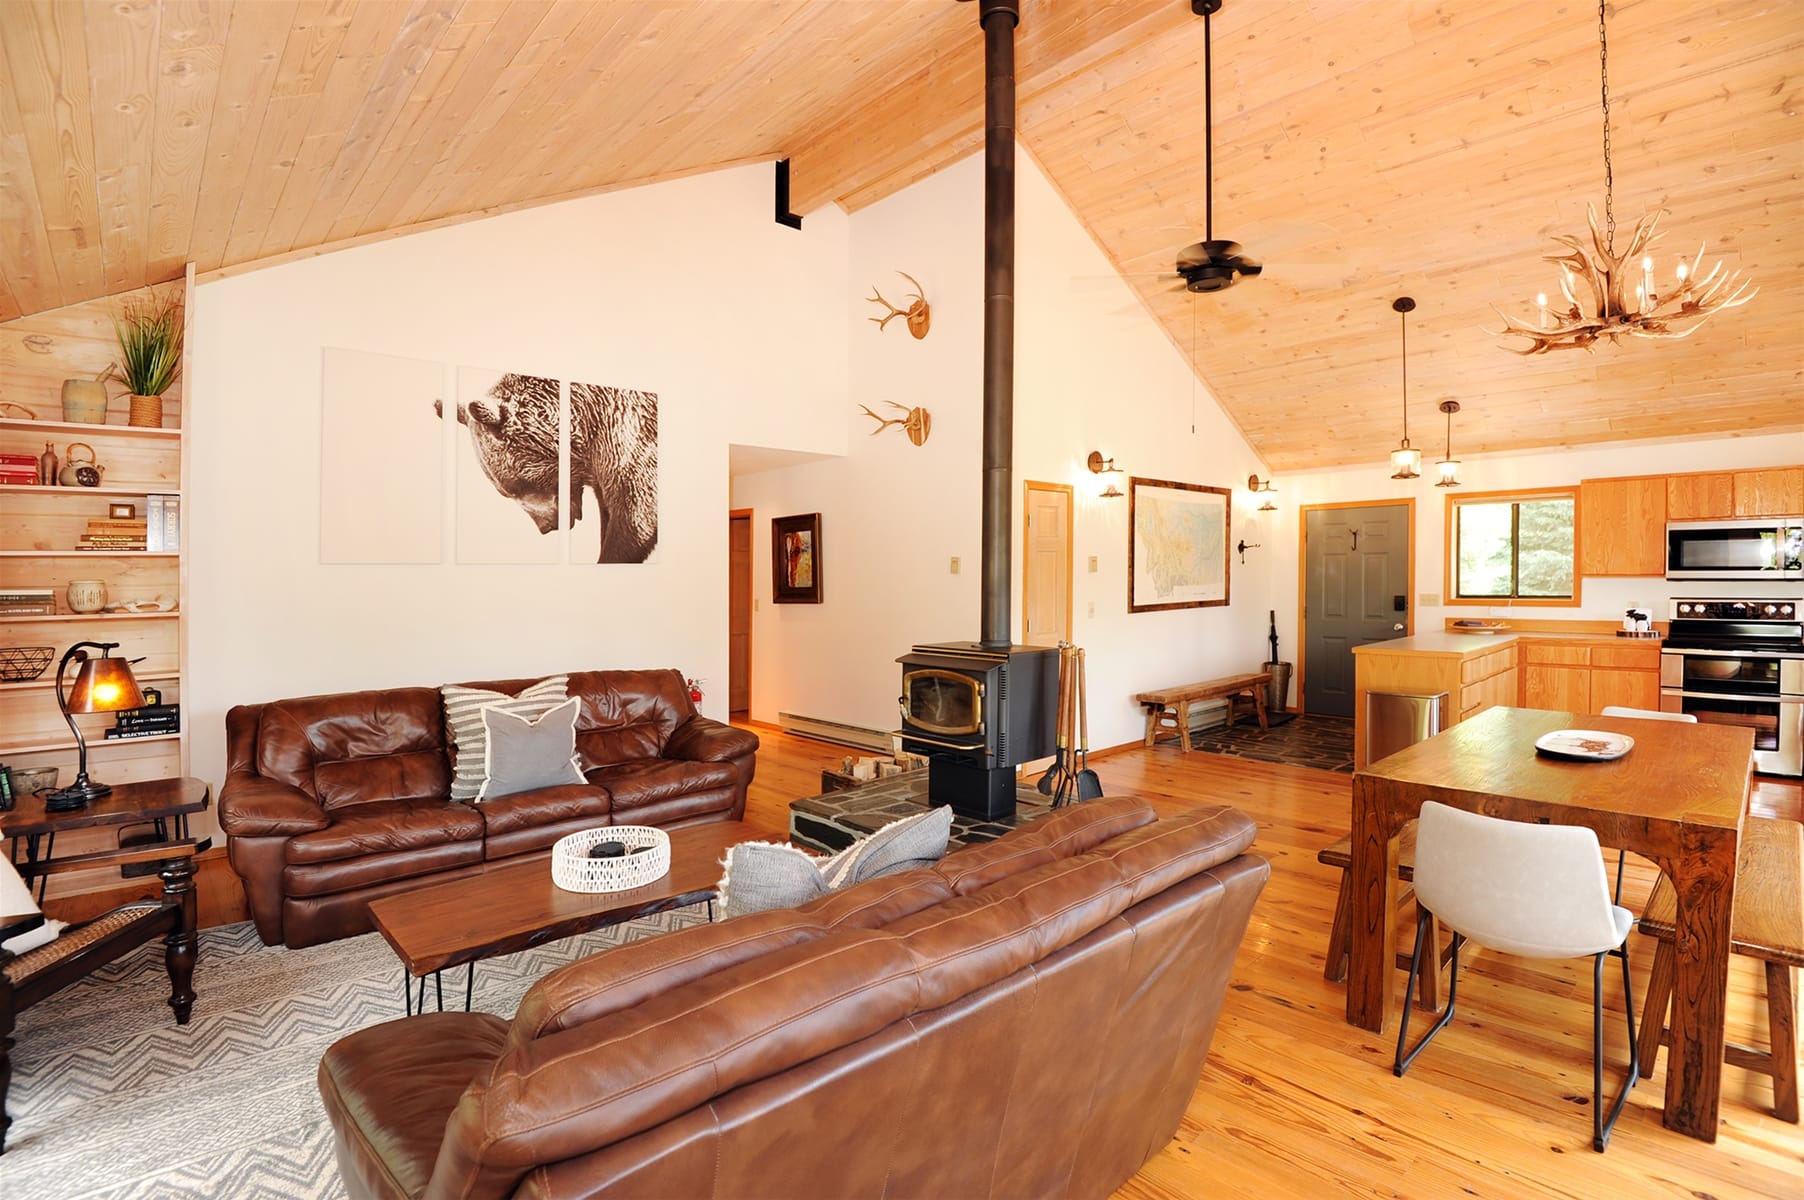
[1598,0,1614,249]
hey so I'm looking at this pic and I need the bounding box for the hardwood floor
[736,722,1804,1199]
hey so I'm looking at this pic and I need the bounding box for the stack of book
[0,587,55,615]
[106,703,181,740]
[0,453,37,485]
[79,516,149,551]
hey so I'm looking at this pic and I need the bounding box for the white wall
[734,151,1274,754]
[1264,431,1804,673]
[187,164,850,792]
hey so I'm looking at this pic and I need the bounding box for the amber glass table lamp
[45,641,144,812]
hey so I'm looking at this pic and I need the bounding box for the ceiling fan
[1176,0,1261,293]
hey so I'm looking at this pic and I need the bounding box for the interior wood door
[1023,482,1072,647]
[1303,503,1411,717]
[728,511,751,712]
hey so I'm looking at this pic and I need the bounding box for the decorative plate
[1534,729,1635,762]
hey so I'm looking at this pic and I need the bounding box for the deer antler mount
[867,271,931,339]
[858,401,931,446]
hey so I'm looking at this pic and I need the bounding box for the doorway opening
[1299,500,1414,717]
[728,508,752,715]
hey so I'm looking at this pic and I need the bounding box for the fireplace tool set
[1039,643,1102,807]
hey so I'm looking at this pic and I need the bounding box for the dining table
[1346,705,1755,1143]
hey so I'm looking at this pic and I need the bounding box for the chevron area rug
[1,905,713,1198]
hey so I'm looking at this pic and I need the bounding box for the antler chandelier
[1494,1,1755,355]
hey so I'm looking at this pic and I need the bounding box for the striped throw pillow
[442,675,570,802]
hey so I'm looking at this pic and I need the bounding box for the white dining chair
[1394,801,1639,1152]
[1599,706,1698,899]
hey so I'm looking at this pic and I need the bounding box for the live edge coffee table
[368,819,766,1014]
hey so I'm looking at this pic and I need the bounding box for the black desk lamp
[45,641,144,812]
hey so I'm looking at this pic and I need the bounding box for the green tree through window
[1453,495,1574,600]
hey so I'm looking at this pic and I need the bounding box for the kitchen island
[1351,632,1518,769]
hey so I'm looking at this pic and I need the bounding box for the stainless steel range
[1660,598,1802,776]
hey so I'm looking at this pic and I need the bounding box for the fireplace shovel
[1038,642,1073,797]
[1073,647,1104,800]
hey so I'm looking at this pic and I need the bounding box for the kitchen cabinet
[1666,468,1804,520]
[1519,641,1661,713]
[1733,468,1804,517]
[1579,476,1666,576]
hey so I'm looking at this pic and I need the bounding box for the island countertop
[1350,631,1521,657]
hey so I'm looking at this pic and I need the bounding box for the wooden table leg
[1347,775,1400,1033]
[1176,701,1191,753]
[1252,688,1268,731]
[1143,705,1158,748]
[1661,825,1739,1142]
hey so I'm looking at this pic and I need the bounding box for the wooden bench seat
[1136,671,1271,752]
[1318,824,1451,1010]
[1637,815,1803,1122]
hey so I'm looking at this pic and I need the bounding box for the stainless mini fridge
[1365,690,1449,766]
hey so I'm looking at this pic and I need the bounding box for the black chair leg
[1395,909,1462,1077]
[1592,942,1640,1152]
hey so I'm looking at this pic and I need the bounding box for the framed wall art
[1128,477,1230,612]
[771,513,823,604]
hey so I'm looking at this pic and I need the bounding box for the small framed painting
[1128,477,1230,612]
[771,513,823,604]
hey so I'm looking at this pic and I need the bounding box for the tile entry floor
[1186,713,1355,773]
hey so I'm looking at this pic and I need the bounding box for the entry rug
[1189,712,1355,773]
[0,906,711,1199]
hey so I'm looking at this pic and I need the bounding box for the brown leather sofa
[317,796,1268,1199]
[220,669,757,949]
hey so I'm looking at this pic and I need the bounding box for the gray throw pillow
[717,806,954,919]
[442,674,569,801]
[475,696,586,802]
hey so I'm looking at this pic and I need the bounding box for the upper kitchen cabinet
[1667,468,1804,519]
[1579,476,1665,576]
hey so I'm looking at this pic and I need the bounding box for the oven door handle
[894,730,987,752]
[1662,646,1804,660]
[1659,688,1794,705]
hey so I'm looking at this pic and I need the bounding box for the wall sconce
[1247,473,1278,512]
[1087,451,1124,498]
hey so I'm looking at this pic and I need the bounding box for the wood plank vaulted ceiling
[2,0,1799,472]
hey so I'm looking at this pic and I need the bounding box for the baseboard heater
[776,712,895,754]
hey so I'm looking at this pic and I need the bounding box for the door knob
[1392,622,1405,631]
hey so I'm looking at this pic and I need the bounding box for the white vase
[66,579,106,613]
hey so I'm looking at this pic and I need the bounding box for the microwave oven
[1666,518,1804,580]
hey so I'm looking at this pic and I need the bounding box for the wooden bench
[1319,824,1451,1010]
[1637,815,1803,1122]
[1136,671,1271,751]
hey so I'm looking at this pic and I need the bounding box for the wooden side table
[2,777,210,902]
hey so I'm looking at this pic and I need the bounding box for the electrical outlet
[1088,556,1098,573]
[1087,601,1096,618]
[950,556,960,574]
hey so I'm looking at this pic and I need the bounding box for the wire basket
[0,646,55,682]
[550,825,671,894]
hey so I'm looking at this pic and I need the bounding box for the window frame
[1443,487,1582,607]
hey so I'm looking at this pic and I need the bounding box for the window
[1448,491,1576,602]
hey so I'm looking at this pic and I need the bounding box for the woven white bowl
[551,825,671,894]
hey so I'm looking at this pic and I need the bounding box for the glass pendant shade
[1436,457,1462,487]
[1390,443,1421,479]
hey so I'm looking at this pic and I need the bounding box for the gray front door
[1303,503,1411,717]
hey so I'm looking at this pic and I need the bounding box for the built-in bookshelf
[0,271,191,810]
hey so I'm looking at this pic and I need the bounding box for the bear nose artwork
[436,373,658,563]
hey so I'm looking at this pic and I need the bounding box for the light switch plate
[1088,556,1098,573]
[950,556,960,574]
[1418,592,1440,606]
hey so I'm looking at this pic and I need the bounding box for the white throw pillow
[717,806,954,919]
[442,674,569,801]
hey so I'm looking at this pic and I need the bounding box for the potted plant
[112,290,183,428]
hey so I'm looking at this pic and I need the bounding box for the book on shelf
[103,726,178,740]
[147,494,164,552]
[0,472,37,485]
[86,520,149,533]
[161,494,180,551]
[0,603,55,615]
[0,589,54,602]
[115,704,181,730]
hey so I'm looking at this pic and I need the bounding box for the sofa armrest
[664,716,758,764]
[219,772,329,838]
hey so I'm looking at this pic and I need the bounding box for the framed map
[1128,477,1230,612]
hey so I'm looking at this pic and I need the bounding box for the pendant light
[1435,400,1462,487]
[1388,297,1420,479]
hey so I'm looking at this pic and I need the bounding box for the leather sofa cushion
[285,799,483,866]
[476,785,610,839]
[439,806,1256,1178]
[319,1011,510,1200]
[284,840,485,899]
[255,688,449,810]
[586,759,736,812]
[934,795,1156,895]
